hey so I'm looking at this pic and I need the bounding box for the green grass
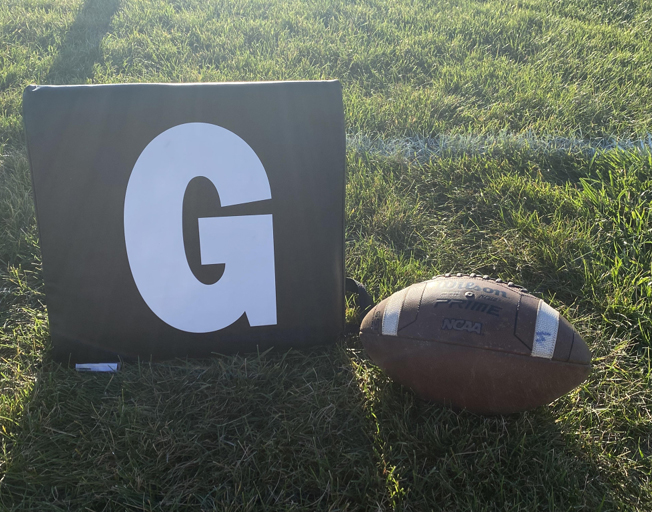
[1,0,651,509]
[2,0,652,142]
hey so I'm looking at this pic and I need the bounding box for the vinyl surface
[24,81,346,362]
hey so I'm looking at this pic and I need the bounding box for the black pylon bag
[23,81,346,363]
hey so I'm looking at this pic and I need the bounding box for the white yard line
[346,132,652,162]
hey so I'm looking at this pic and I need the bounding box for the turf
[1,0,651,510]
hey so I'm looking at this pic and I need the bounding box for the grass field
[1,0,651,509]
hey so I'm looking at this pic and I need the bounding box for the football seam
[396,281,427,332]
[512,294,535,352]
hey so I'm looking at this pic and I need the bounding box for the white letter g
[124,123,277,333]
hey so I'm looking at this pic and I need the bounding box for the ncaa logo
[124,123,277,333]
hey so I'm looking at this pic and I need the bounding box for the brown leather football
[360,274,591,414]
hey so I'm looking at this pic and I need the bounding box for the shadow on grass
[44,0,122,85]
[363,370,644,511]
[0,341,646,510]
[0,347,387,510]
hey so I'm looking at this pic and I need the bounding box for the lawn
[1,0,651,509]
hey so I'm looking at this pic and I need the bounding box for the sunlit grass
[1,0,651,509]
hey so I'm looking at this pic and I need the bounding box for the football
[360,274,591,414]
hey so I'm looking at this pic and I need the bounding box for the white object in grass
[75,363,121,372]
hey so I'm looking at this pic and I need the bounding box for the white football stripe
[531,300,560,359]
[381,288,408,336]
